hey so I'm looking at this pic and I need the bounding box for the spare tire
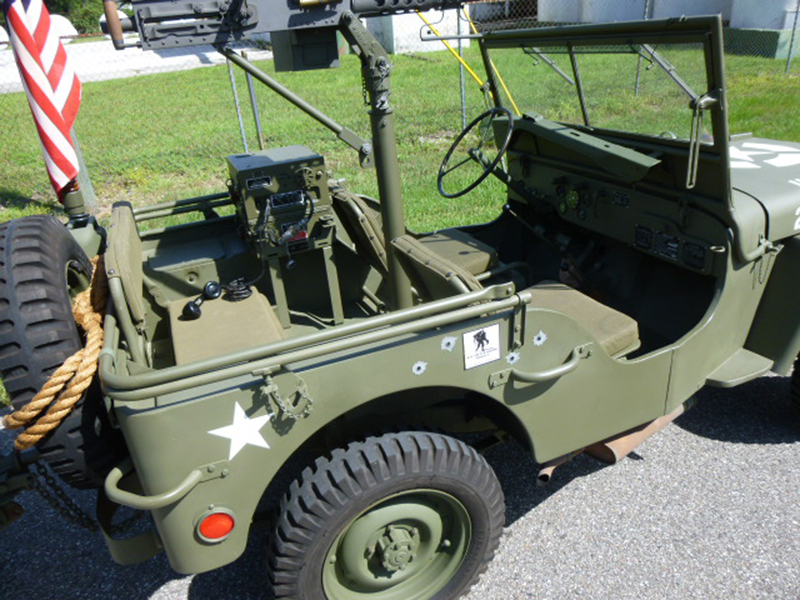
[0,215,127,489]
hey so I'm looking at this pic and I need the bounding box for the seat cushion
[419,229,498,275]
[169,291,286,364]
[528,282,639,357]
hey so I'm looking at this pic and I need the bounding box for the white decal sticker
[506,351,521,365]
[462,324,501,370]
[533,331,548,347]
[441,336,457,352]
[730,143,800,169]
[412,361,428,375]
[791,179,800,189]
[209,402,271,460]
[795,206,800,232]
[766,153,800,168]
[730,161,761,170]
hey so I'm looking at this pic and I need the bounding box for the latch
[686,90,719,189]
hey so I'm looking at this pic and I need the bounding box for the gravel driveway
[1,374,798,600]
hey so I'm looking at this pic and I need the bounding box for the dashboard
[505,119,729,276]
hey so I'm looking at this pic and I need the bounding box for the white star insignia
[209,403,271,460]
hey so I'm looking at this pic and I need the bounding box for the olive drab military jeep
[1,3,799,599]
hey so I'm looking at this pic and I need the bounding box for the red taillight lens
[198,512,235,541]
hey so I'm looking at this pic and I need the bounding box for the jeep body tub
[87,15,800,580]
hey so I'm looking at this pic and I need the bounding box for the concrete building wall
[538,0,736,24]
[730,0,797,29]
[650,0,732,21]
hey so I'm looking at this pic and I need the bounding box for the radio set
[226,145,343,327]
[227,145,335,262]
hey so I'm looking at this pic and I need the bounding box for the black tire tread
[0,215,126,488]
[269,431,505,600]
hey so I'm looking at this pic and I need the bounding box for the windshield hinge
[685,90,719,190]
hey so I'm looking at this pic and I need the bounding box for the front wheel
[269,432,505,600]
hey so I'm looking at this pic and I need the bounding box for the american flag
[3,0,82,201]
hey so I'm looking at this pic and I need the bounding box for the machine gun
[104,0,461,63]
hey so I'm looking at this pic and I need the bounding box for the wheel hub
[377,526,419,572]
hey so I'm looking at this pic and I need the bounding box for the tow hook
[0,447,40,530]
[0,501,24,528]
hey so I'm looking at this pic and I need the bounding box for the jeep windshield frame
[479,15,732,206]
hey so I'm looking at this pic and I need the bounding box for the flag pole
[70,129,97,210]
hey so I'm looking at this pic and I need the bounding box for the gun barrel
[350,0,463,16]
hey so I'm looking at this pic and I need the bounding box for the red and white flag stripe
[3,0,82,199]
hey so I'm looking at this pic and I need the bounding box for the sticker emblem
[463,324,501,370]
[412,361,428,375]
[209,402,271,460]
[533,331,548,347]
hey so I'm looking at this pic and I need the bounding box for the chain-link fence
[1,0,798,214]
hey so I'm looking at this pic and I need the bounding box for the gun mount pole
[219,47,373,167]
[340,12,413,310]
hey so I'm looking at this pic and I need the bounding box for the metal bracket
[488,370,511,389]
[510,303,526,350]
[261,372,313,420]
[199,459,232,482]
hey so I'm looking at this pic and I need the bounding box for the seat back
[104,202,150,364]
[392,234,483,300]
[105,202,146,326]
[332,188,388,275]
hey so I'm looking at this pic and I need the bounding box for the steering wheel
[437,106,514,199]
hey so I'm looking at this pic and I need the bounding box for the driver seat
[332,186,498,287]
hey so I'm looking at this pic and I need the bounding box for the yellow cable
[461,8,522,116]
[415,11,484,87]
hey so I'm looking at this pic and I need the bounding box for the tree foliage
[46,0,105,33]
[0,0,104,34]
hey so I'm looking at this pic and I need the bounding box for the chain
[361,73,370,106]
[272,387,313,421]
[31,462,99,532]
[262,375,313,421]
[361,60,391,108]
[31,462,143,535]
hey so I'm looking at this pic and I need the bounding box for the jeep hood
[730,138,800,241]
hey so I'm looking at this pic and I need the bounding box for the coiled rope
[3,255,107,450]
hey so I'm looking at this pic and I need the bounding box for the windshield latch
[686,90,719,190]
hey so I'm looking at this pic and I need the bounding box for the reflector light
[198,512,235,541]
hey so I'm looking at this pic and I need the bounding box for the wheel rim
[322,490,472,600]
